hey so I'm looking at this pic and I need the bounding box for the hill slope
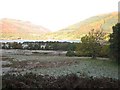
[1,12,118,40]
[0,18,50,40]
[42,12,117,40]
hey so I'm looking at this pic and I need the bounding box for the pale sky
[0,0,119,31]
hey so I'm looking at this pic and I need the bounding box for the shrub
[2,73,120,89]
[66,50,76,57]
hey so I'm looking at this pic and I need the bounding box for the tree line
[1,41,76,51]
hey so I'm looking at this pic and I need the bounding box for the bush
[66,50,76,57]
[2,73,120,89]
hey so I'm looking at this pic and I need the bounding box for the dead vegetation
[2,73,119,89]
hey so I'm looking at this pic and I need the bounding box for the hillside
[42,12,118,40]
[0,12,118,40]
[0,18,50,40]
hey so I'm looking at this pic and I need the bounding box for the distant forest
[1,41,77,51]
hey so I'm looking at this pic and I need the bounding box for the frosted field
[1,49,119,79]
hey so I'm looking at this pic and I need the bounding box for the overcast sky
[0,0,119,31]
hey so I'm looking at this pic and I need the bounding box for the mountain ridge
[0,18,50,40]
[0,12,118,40]
[41,12,117,40]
